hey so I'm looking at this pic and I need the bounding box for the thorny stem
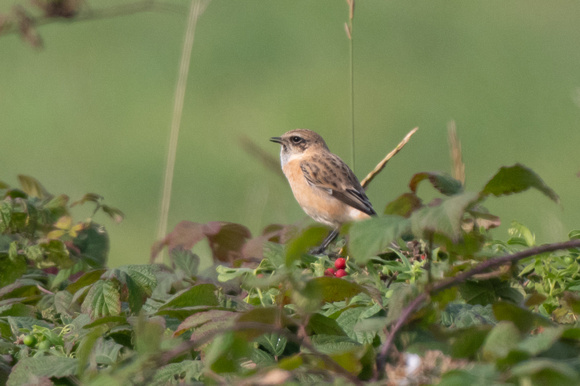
[373,238,580,381]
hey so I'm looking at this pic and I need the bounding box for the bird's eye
[290,136,302,144]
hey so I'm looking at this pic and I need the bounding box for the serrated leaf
[309,334,361,355]
[116,265,157,313]
[255,333,287,356]
[150,360,203,386]
[410,192,480,240]
[480,163,559,203]
[349,215,411,263]
[409,171,464,196]
[7,356,78,385]
[81,279,121,320]
[337,307,377,344]
[172,249,200,277]
[66,269,107,294]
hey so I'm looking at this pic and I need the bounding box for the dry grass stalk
[360,127,418,190]
[447,120,465,185]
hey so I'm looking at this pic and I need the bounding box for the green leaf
[349,215,411,263]
[439,364,499,386]
[384,193,423,217]
[510,359,579,384]
[285,225,328,265]
[17,175,50,200]
[174,309,237,337]
[308,313,348,336]
[66,269,107,294]
[160,283,218,310]
[410,192,480,240]
[116,265,157,313]
[7,356,78,385]
[172,249,200,277]
[450,326,492,358]
[482,321,521,360]
[459,279,524,306]
[409,171,463,195]
[517,327,563,356]
[309,334,361,355]
[134,315,166,355]
[310,276,369,303]
[150,360,203,386]
[0,255,27,287]
[255,333,287,356]
[480,163,559,203]
[83,315,128,329]
[73,222,109,268]
[493,301,552,333]
[81,279,121,320]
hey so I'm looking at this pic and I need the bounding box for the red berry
[335,269,348,278]
[324,268,336,277]
[334,258,346,270]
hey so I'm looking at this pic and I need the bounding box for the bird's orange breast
[282,159,370,227]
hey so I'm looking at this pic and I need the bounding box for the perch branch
[360,127,418,190]
[374,239,580,380]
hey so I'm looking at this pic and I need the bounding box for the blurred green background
[2,0,579,267]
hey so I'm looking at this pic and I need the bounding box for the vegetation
[1,165,580,385]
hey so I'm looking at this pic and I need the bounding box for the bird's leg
[310,229,340,255]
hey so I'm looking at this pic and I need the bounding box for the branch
[374,238,580,380]
[360,127,418,190]
[0,1,185,41]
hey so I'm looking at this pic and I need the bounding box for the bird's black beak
[270,137,282,144]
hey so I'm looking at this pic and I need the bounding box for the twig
[0,1,185,38]
[360,127,418,190]
[239,135,284,178]
[374,239,580,380]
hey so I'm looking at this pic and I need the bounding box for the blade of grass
[156,0,210,262]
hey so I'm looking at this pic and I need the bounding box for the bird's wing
[300,154,376,216]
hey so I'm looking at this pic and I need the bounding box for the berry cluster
[324,257,348,278]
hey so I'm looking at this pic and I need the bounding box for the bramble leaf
[349,215,411,263]
[409,172,464,196]
[481,163,559,203]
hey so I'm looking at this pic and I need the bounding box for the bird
[270,129,376,254]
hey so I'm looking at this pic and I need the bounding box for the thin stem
[155,0,209,258]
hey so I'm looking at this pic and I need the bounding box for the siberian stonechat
[270,129,376,253]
